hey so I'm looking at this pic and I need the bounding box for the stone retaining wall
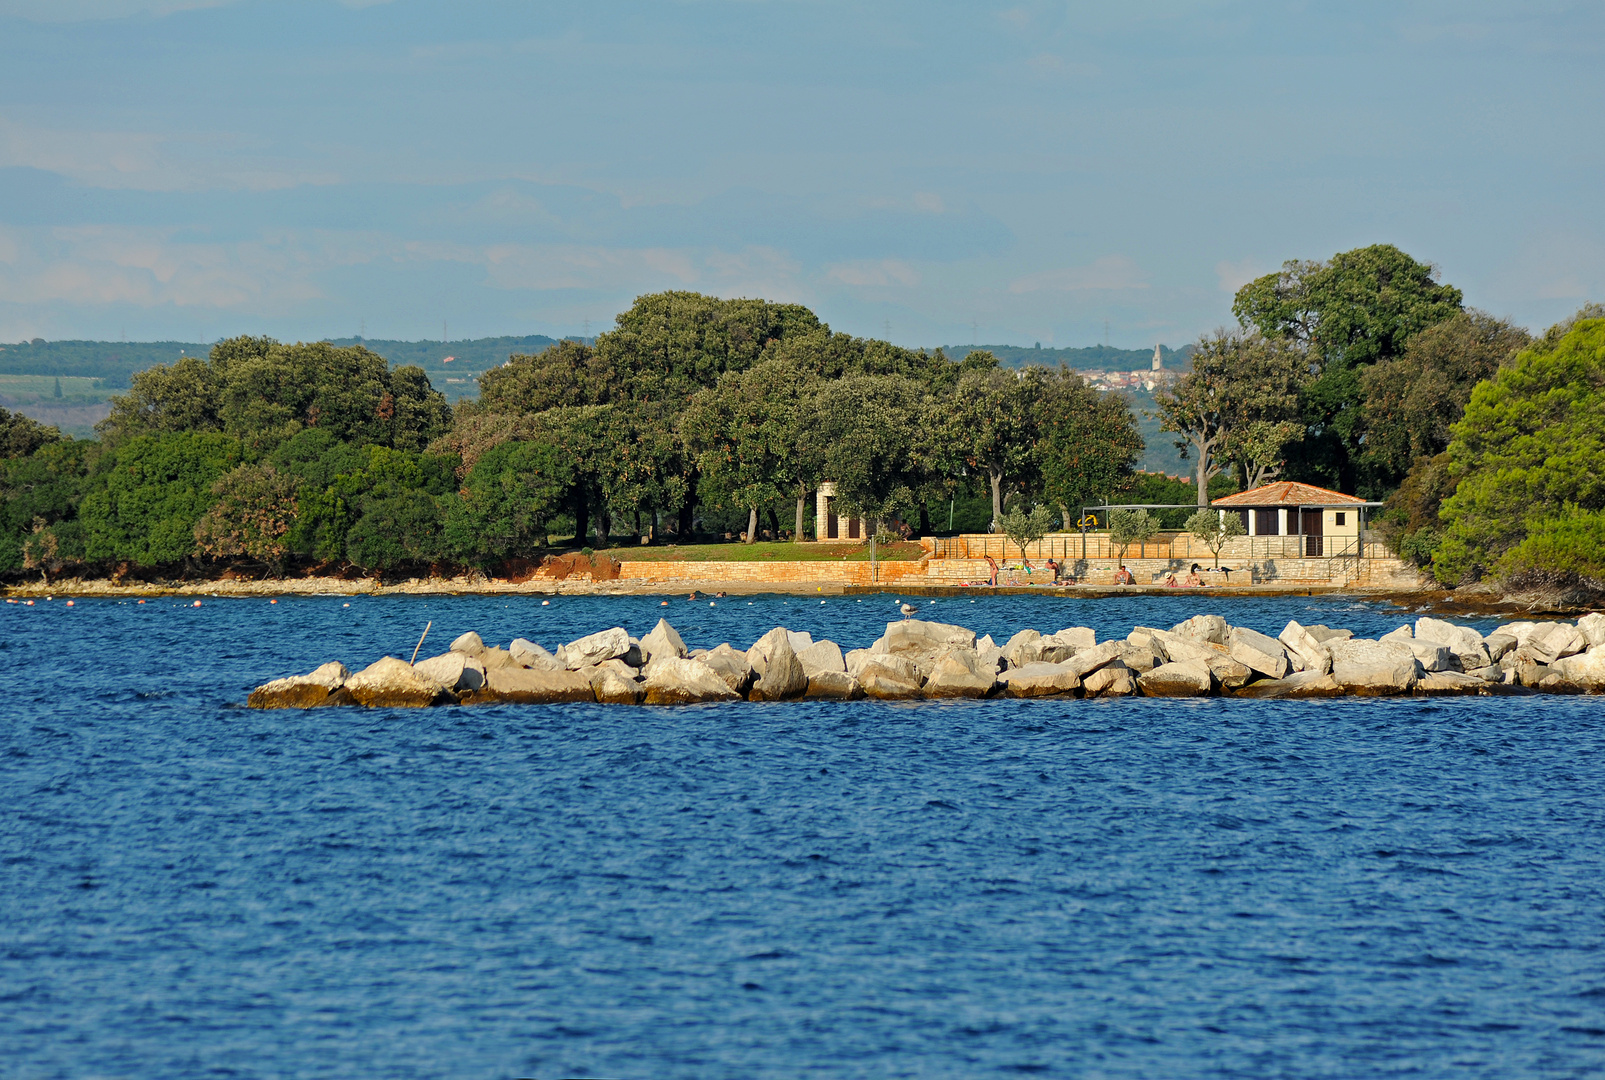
[617,559,929,586]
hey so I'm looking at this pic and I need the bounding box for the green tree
[1233,244,1463,492]
[0,407,63,459]
[1034,367,1143,527]
[1359,310,1531,483]
[1107,508,1160,564]
[0,438,94,574]
[1433,314,1605,584]
[288,444,455,564]
[193,462,300,574]
[1156,330,1306,503]
[79,432,244,565]
[344,490,445,572]
[946,360,1042,526]
[1000,503,1055,563]
[1497,505,1605,590]
[443,440,572,565]
[1185,508,1244,568]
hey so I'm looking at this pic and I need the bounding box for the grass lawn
[592,540,928,562]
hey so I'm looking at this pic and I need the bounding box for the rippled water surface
[3,592,1604,1078]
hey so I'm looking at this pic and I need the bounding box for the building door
[1300,509,1323,557]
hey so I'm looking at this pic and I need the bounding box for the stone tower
[1152,344,1163,371]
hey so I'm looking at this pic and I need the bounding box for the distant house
[1211,481,1370,557]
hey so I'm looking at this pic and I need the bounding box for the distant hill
[941,343,1193,371]
[321,335,587,400]
[0,339,209,388]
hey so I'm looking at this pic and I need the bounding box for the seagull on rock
[900,602,917,620]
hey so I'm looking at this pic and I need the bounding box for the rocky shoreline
[248,612,1605,708]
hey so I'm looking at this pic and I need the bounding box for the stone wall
[617,560,929,586]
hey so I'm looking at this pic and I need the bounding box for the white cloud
[825,259,921,288]
[0,0,232,21]
[1008,255,1147,294]
[1213,257,1264,294]
[912,191,945,213]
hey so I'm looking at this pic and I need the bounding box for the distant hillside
[321,335,587,400]
[0,339,209,388]
[941,343,1193,371]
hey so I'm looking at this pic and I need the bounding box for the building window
[1334,512,1346,526]
[1255,508,1279,535]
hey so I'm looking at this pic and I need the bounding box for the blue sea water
[3,592,1604,1079]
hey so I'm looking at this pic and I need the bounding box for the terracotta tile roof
[1210,481,1367,507]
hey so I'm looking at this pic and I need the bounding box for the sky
[0,0,1601,350]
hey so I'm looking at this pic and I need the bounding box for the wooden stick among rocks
[247,612,1605,708]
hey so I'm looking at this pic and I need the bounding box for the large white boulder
[1329,639,1419,695]
[1577,613,1605,648]
[642,658,742,705]
[796,639,846,677]
[346,656,453,707]
[922,649,999,698]
[248,661,350,709]
[1230,670,1343,699]
[998,661,1081,698]
[856,660,924,699]
[449,631,486,657]
[700,643,755,694]
[1137,660,1213,697]
[1170,614,1229,645]
[1062,640,1125,679]
[1548,647,1605,691]
[1003,629,1043,667]
[1228,626,1291,679]
[750,634,808,700]
[413,650,486,691]
[640,618,687,663]
[884,619,976,654]
[557,627,631,669]
[1278,621,1332,675]
[509,638,562,670]
[1082,663,1138,697]
[467,665,594,704]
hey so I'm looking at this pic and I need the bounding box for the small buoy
[26,600,34,606]
[541,600,550,606]
[193,600,202,607]
[138,599,145,605]
[66,600,74,607]
[820,599,826,604]
[270,599,277,604]
[343,603,350,608]
[929,599,936,604]
[660,600,669,606]
[709,601,716,607]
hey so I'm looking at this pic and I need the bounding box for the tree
[0,407,62,459]
[443,440,573,565]
[1000,503,1055,564]
[0,438,94,574]
[946,360,1042,526]
[1034,368,1144,528]
[1359,310,1532,483]
[1185,508,1244,568]
[1107,508,1159,564]
[1233,244,1463,493]
[1432,314,1605,585]
[286,444,456,564]
[815,374,931,530]
[79,432,244,566]
[193,463,300,574]
[1156,330,1306,503]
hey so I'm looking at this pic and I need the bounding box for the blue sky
[0,1,1600,349]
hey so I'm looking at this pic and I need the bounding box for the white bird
[900,602,917,620]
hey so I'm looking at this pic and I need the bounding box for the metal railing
[927,532,1365,563]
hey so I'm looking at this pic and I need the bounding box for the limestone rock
[1328,639,1419,696]
[846,649,922,684]
[975,639,1005,674]
[413,650,486,691]
[1003,629,1043,667]
[1037,642,1077,664]
[1414,618,1490,670]
[1577,613,1605,649]
[509,638,562,670]
[999,661,1081,698]
[1116,642,1162,674]
[590,665,645,704]
[1548,647,1605,691]
[478,647,516,669]
[856,660,924,699]
[345,656,453,707]
[750,635,808,701]
[1045,627,1097,651]
[1278,621,1332,675]
[796,639,846,677]
[1206,654,1256,691]
[1144,627,1222,665]
[557,627,631,669]
[248,661,351,709]
[466,665,595,704]
[641,619,687,662]
[885,619,976,654]
[1082,662,1137,698]
[1063,640,1125,680]
[1517,622,1585,664]
[1403,638,1454,672]
[1483,633,1518,662]
[642,658,741,705]
[1137,660,1213,697]
[1415,670,1488,696]
[1379,625,1414,643]
[1304,624,1353,645]
[1230,670,1343,699]
[746,627,814,677]
[1228,626,1291,679]
[806,670,863,699]
[922,649,998,698]
[449,631,486,657]
[701,643,756,695]
[1170,614,1228,645]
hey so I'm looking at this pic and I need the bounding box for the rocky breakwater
[246,612,1605,709]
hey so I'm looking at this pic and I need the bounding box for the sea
[2,592,1602,1079]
